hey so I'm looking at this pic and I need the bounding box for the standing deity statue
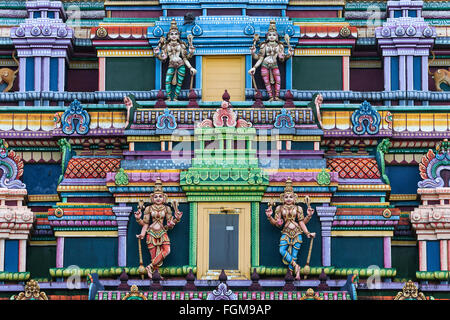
[154,19,197,101]
[265,178,316,280]
[248,20,294,101]
[135,178,183,279]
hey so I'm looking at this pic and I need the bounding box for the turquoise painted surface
[22,164,60,195]
[64,237,118,268]
[391,245,418,280]
[50,57,59,91]
[5,240,19,273]
[385,165,421,194]
[26,57,34,91]
[292,56,342,90]
[105,57,155,91]
[391,56,399,91]
[26,246,56,278]
[331,237,383,268]
[426,241,440,272]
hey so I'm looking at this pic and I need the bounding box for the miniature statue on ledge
[154,19,197,101]
[248,20,294,101]
[135,178,183,279]
[265,178,316,280]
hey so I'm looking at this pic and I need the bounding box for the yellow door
[202,55,245,102]
[197,202,251,280]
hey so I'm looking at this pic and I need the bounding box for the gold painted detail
[97,50,154,57]
[350,60,382,68]
[294,48,351,56]
[394,281,426,300]
[332,231,394,237]
[54,208,64,218]
[122,285,147,300]
[27,194,60,202]
[300,288,323,300]
[389,194,418,201]
[13,280,48,300]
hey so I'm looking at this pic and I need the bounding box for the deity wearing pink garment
[248,20,294,101]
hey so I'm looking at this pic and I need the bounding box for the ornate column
[10,1,74,95]
[411,141,450,272]
[375,0,436,102]
[112,205,133,267]
[316,204,337,267]
[384,236,392,268]
[56,237,64,268]
[0,140,34,273]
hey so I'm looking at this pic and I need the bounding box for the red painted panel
[111,10,163,18]
[67,69,99,92]
[350,68,384,91]
[287,10,338,18]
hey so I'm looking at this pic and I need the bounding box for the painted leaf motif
[220,170,229,181]
[210,169,219,181]
[419,163,428,180]
[427,149,435,162]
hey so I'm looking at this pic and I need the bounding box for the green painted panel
[26,246,56,278]
[292,56,342,90]
[391,245,418,280]
[64,237,117,268]
[105,57,155,91]
[331,237,383,268]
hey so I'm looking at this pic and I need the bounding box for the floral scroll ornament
[61,99,90,135]
[0,139,26,189]
[207,282,237,300]
[418,140,450,188]
[274,108,295,129]
[156,108,177,130]
[351,101,381,135]
[317,168,331,186]
[115,168,129,186]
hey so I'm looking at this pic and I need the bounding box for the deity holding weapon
[248,20,294,102]
[265,178,316,280]
[154,19,197,101]
[135,178,183,279]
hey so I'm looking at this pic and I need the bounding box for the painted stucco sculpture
[265,178,316,280]
[154,19,196,101]
[135,178,183,279]
[248,20,294,101]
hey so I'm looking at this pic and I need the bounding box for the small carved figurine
[0,51,19,92]
[154,19,197,101]
[248,21,294,101]
[265,178,315,280]
[135,178,183,279]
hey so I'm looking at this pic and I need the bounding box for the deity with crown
[265,178,316,280]
[154,19,197,101]
[135,178,183,279]
[248,20,294,101]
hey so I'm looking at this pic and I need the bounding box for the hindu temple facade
[0,0,449,301]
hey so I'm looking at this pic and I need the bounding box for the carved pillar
[113,205,133,267]
[441,240,448,271]
[0,239,4,271]
[383,236,392,268]
[316,204,337,267]
[56,236,64,268]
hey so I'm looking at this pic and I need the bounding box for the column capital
[112,206,133,217]
[316,205,337,220]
